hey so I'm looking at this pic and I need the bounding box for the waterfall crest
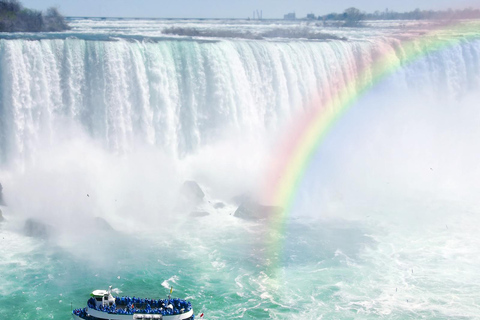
[0,36,479,165]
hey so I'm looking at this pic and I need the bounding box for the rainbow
[264,20,480,269]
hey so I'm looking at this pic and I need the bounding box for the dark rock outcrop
[94,217,115,231]
[231,193,253,206]
[175,180,206,212]
[24,218,52,239]
[180,181,205,204]
[189,211,209,218]
[0,182,5,205]
[233,199,282,221]
[213,202,225,209]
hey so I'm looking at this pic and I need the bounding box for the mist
[293,81,480,224]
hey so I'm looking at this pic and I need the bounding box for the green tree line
[308,7,480,27]
[0,0,70,32]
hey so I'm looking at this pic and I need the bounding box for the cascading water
[0,19,479,319]
[3,29,478,165]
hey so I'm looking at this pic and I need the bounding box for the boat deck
[73,296,194,320]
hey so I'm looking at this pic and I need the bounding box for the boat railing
[85,296,192,316]
[72,308,87,318]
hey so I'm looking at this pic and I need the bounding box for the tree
[44,7,70,31]
[16,8,43,31]
[0,0,21,13]
[343,7,364,27]
[0,0,69,32]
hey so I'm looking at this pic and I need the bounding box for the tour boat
[72,287,195,320]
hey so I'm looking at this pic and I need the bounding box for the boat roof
[91,290,109,297]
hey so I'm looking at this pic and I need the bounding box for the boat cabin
[91,287,115,308]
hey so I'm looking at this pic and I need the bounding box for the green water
[1,211,478,319]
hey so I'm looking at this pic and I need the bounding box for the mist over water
[0,19,479,319]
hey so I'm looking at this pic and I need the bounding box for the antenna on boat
[168,287,173,300]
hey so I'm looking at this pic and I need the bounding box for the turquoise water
[1,210,479,319]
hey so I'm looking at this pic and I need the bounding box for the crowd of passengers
[73,307,196,319]
[86,296,192,316]
[73,308,87,318]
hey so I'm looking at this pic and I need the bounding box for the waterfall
[1,36,479,167]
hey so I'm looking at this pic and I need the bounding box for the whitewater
[0,18,480,319]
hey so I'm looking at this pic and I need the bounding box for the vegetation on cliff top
[0,0,70,32]
[307,7,480,27]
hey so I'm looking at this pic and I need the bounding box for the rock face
[213,202,225,209]
[233,200,282,221]
[231,193,252,206]
[0,208,4,222]
[180,181,205,204]
[175,180,206,212]
[94,217,115,231]
[0,183,5,205]
[189,211,209,218]
[24,218,52,239]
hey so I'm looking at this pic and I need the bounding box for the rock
[189,211,209,218]
[231,194,282,220]
[213,202,225,209]
[0,183,5,205]
[180,181,205,204]
[233,200,282,221]
[94,217,115,231]
[0,209,4,222]
[24,218,52,239]
[231,193,252,206]
[175,180,206,212]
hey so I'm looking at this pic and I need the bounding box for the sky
[21,0,480,19]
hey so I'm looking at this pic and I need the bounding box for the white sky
[21,0,480,19]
